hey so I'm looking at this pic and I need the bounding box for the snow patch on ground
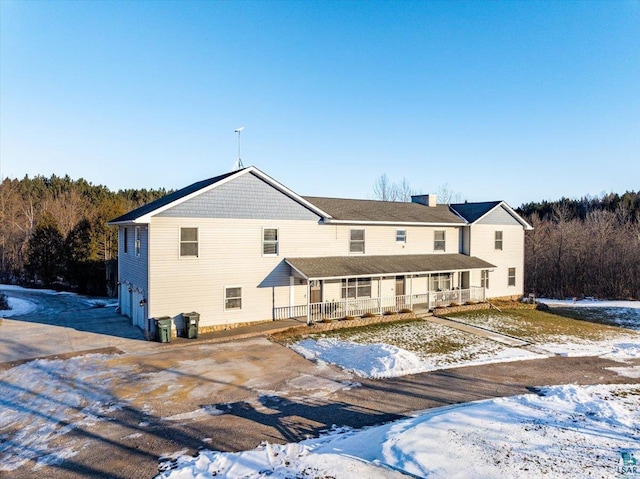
[162,405,224,422]
[157,383,640,479]
[0,296,38,317]
[542,338,640,358]
[539,298,640,309]
[0,354,131,472]
[292,337,545,379]
[607,366,640,378]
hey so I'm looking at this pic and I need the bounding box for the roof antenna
[234,127,245,170]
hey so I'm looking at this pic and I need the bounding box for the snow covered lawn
[157,383,640,479]
[290,320,542,378]
[286,303,640,378]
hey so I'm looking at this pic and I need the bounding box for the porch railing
[273,286,486,322]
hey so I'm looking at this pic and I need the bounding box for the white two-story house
[108,166,532,336]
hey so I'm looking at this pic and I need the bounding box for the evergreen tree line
[0,175,168,295]
[519,191,640,300]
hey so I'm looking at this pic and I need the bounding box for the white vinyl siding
[148,218,463,328]
[350,229,365,253]
[224,286,242,310]
[180,227,199,257]
[262,228,279,256]
[467,224,525,298]
[434,230,446,251]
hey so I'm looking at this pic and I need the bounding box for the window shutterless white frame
[349,229,365,253]
[481,270,490,289]
[180,227,199,258]
[508,267,516,286]
[495,231,503,250]
[134,227,141,257]
[396,229,407,243]
[262,227,279,256]
[224,286,242,311]
[434,230,446,251]
[341,278,372,298]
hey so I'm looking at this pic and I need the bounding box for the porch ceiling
[285,254,495,280]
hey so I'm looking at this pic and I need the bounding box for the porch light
[139,299,146,306]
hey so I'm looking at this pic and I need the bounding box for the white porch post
[345,279,349,317]
[378,277,383,315]
[306,279,311,325]
[289,276,295,317]
[409,275,413,309]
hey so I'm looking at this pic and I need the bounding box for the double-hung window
[134,227,141,257]
[495,231,503,250]
[180,227,199,257]
[508,268,516,287]
[123,228,128,254]
[341,278,371,298]
[262,228,279,256]
[434,230,446,251]
[481,270,490,289]
[396,229,407,243]
[225,287,242,310]
[350,229,365,253]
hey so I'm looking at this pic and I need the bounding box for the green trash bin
[155,316,172,343]
[183,312,199,339]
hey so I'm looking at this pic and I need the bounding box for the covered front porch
[276,254,494,324]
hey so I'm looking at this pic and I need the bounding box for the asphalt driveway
[1,286,638,479]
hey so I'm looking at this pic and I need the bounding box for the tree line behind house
[0,175,168,294]
[519,192,640,300]
[1,173,639,300]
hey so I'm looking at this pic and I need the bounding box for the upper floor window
[396,229,407,243]
[350,229,365,253]
[225,286,242,310]
[508,267,516,286]
[434,230,446,251]
[123,227,128,254]
[341,278,371,298]
[481,270,490,289]
[180,227,198,257]
[134,227,141,257]
[495,231,503,250]
[262,228,279,256]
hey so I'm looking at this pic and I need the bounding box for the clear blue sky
[1,0,638,206]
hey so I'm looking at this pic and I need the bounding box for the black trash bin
[155,316,172,343]
[183,312,199,339]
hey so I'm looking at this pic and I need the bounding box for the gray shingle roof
[109,169,243,224]
[286,254,495,279]
[449,201,502,223]
[304,196,466,224]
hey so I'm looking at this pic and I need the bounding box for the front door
[310,280,322,303]
[395,276,405,308]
